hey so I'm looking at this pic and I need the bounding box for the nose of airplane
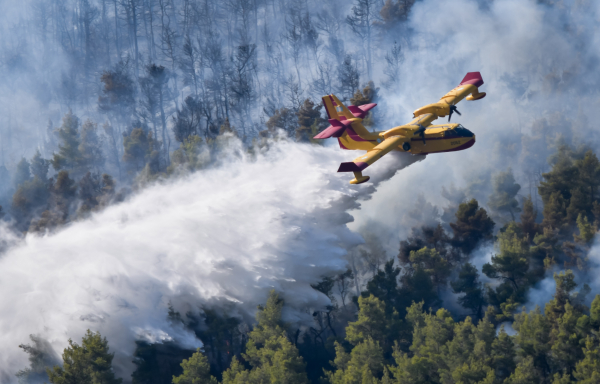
[465,135,476,149]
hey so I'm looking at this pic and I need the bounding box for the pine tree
[98,61,136,123]
[451,263,486,319]
[450,199,495,254]
[325,338,384,384]
[483,223,530,291]
[532,227,560,268]
[31,150,50,182]
[512,307,551,378]
[542,191,567,229]
[575,150,600,207]
[590,295,600,330]
[172,349,218,384]
[79,119,105,172]
[265,108,297,137]
[14,157,32,187]
[222,290,309,384]
[346,294,401,354]
[295,99,325,142]
[488,169,521,221]
[170,135,206,173]
[52,170,77,219]
[123,128,153,174]
[11,177,50,226]
[16,335,60,384]
[492,327,516,381]
[519,195,540,241]
[549,302,586,375]
[338,55,360,100]
[350,81,379,106]
[172,96,203,143]
[389,306,455,383]
[573,337,600,383]
[574,213,595,245]
[592,201,600,228]
[47,330,122,384]
[408,247,451,289]
[505,356,542,384]
[51,110,82,172]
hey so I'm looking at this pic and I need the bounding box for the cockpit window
[455,126,474,137]
[444,129,459,138]
[445,125,474,138]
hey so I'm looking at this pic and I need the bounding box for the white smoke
[0,138,422,380]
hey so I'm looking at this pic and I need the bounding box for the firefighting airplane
[314,72,486,184]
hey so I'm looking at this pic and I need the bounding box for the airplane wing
[412,72,486,121]
[337,135,406,173]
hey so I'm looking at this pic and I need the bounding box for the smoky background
[0,0,599,381]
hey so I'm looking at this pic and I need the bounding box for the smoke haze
[0,0,599,380]
[0,138,422,378]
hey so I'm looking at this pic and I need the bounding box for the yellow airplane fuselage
[338,122,476,156]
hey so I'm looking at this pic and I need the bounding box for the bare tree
[384,40,404,90]
[179,34,201,96]
[230,43,257,138]
[140,64,172,163]
[337,55,360,100]
[346,0,379,80]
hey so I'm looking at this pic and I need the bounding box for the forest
[1,0,600,383]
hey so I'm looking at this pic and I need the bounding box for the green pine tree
[295,99,325,142]
[30,150,50,182]
[572,337,600,383]
[14,157,32,187]
[450,199,495,254]
[451,263,486,320]
[574,213,596,245]
[172,348,217,384]
[519,195,540,241]
[346,294,401,355]
[409,247,451,290]
[325,338,384,384]
[221,290,308,384]
[51,110,82,172]
[47,330,122,384]
[488,169,522,221]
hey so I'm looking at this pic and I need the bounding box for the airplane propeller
[448,105,461,122]
[414,124,427,145]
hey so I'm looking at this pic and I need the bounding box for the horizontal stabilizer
[347,103,377,118]
[313,124,346,139]
[329,118,351,127]
[337,161,369,173]
[460,72,484,87]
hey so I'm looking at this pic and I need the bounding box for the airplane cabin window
[444,129,459,138]
[454,126,474,137]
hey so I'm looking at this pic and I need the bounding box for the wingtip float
[314,72,485,184]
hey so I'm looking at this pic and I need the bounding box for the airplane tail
[314,94,378,150]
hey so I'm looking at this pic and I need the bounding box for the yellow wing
[337,135,407,184]
[412,72,486,119]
